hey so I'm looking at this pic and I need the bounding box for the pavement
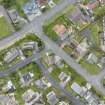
[0,53,40,77]
[0,0,104,99]
[35,59,84,105]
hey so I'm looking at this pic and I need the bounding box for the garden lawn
[89,24,100,48]
[9,63,42,104]
[51,63,86,85]
[43,15,72,41]
[80,59,100,75]
[0,17,11,39]
[16,0,28,6]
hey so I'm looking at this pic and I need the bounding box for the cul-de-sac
[0,0,105,105]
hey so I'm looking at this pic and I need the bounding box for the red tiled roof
[86,1,99,9]
[53,24,67,35]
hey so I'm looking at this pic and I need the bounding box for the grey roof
[35,79,47,89]
[8,9,19,23]
[47,91,58,105]
[80,28,91,38]
[4,48,20,63]
[20,72,33,85]
[68,7,86,22]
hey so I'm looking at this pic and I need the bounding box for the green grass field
[79,58,100,75]
[0,17,11,39]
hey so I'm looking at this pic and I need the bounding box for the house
[8,9,27,28]
[38,0,47,7]
[2,80,16,93]
[53,24,68,40]
[83,0,99,18]
[59,72,71,88]
[59,101,69,105]
[46,91,59,105]
[76,38,89,59]
[48,0,56,8]
[0,95,19,105]
[22,89,44,105]
[99,0,105,5]
[86,0,99,10]
[71,82,84,96]
[45,51,55,66]
[35,77,51,89]
[21,41,39,51]
[44,51,63,67]
[80,28,91,38]
[100,57,105,66]
[84,91,99,105]
[68,7,88,25]
[23,0,41,21]
[20,72,34,86]
[87,53,98,64]
[54,55,64,68]
[4,48,20,63]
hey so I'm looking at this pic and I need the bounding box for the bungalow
[68,7,88,26]
[86,0,99,10]
[99,0,105,5]
[46,91,59,105]
[59,72,71,88]
[59,101,69,105]
[84,0,99,18]
[8,9,27,28]
[54,55,64,68]
[22,89,44,105]
[23,0,41,21]
[84,91,99,105]
[21,41,39,51]
[4,48,20,63]
[35,77,51,89]
[48,0,56,8]
[76,38,89,60]
[45,52,55,66]
[87,53,98,64]
[71,82,84,96]
[0,95,19,105]
[38,0,47,8]
[20,72,34,86]
[53,24,68,41]
[2,80,16,93]
[45,51,63,67]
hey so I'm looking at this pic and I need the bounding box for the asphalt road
[0,0,105,98]
[0,53,40,77]
[35,59,84,105]
[0,0,76,50]
[33,25,105,96]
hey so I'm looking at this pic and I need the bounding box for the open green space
[0,17,11,39]
[43,15,73,41]
[51,63,86,97]
[63,45,74,55]
[51,63,86,86]
[0,0,27,18]
[94,5,105,20]
[16,0,28,6]
[8,62,42,104]
[0,62,71,104]
[88,23,100,48]
[79,58,100,75]
[0,33,44,71]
